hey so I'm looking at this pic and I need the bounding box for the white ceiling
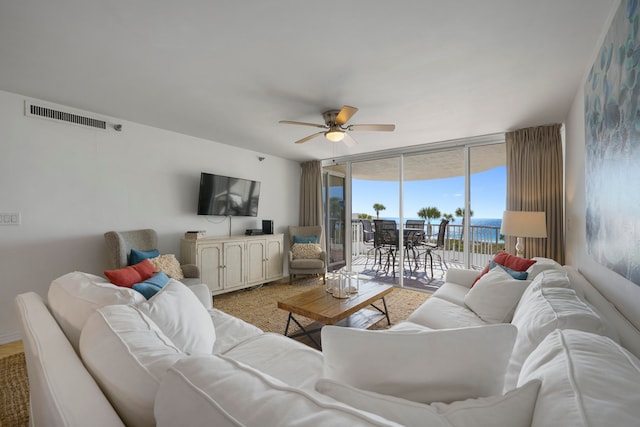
[0,0,616,162]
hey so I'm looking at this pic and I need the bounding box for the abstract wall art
[585,0,640,286]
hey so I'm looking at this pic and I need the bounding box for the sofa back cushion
[504,285,606,390]
[321,324,517,403]
[518,329,640,427]
[48,271,145,352]
[154,355,401,427]
[80,305,186,427]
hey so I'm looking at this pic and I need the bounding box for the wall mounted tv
[197,172,261,217]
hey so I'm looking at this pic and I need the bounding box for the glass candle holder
[332,271,350,299]
[326,271,339,293]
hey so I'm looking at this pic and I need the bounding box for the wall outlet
[0,212,21,225]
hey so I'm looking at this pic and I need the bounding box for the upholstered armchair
[287,225,326,284]
[104,229,201,286]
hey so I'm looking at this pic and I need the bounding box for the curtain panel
[505,124,564,264]
[299,160,323,229]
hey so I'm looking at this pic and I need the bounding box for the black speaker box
[262,220,274,234]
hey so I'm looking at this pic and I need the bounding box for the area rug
[0,352,29,427]
[213,277,431,339]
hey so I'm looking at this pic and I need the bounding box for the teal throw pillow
[132,271,170,299]
[491,260,529,280]
[129,248,160,265]
[293,235,318,244]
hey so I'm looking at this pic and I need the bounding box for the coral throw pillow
[472,252,536,287]
[105,259,156,288]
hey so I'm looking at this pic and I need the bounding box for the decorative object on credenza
[262,220,274,235]
[184,230,206,240]
[500,211,547,257]
[584,0,640,286]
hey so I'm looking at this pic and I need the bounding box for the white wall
[0,89,301,343]
[565,0,640,330]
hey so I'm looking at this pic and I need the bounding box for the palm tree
[418,206,441,236]
[373,203,386,219]
[443,213,454,222]
[455,207,474,243]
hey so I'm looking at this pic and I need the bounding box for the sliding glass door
[322,136,506,290]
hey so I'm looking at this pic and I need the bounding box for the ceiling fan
[279,105,395,145]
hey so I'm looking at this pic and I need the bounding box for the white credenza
[180,234,284,296]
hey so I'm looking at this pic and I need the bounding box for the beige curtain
[505,124,564,264]
[299,160,323,228]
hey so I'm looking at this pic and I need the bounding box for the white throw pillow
[316,378,541,427]
[138,280,215,355]
[518,329,640,427]
[321,323,517,403]
[80,305,186,427]
[504,286,605,391]
[154,355,401,427]
[48,271,145,351]
[464,266,531,323]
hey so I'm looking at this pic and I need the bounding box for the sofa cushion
[104,259,156,288]
[315,378,541,427]
[47,271,145,352]
[154,355,401,427]
[222,332,324,391]
[518,329,640,427]
[209,308,263,354]
[525,257,563,280]
[138,280,215,355]
[147,254,184,280]
[129,248,160,265]
[290,258,325,269]
[80,305,187,427]
[464,266,531,323]
[430,282,470,306]
[504,286,606,390]
[407,296,487,329]
[321,324,517,403]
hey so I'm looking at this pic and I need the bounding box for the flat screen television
[197,172,261,217]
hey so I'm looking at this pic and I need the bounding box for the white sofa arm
[444,268,480,289]
[188,284,212,310]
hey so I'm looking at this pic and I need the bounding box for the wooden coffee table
[277,281,394,348]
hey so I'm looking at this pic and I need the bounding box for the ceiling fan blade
[294,132,324,144]
[342,133,358,147]
[279,120,327,129]
[335,105,358,125]
[348,124,396,132]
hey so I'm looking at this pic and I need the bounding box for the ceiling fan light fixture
[325,129,345,142]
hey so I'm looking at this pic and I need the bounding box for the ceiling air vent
[24,100,107,130]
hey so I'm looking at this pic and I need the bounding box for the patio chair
[423,219,449,277]
[373,220,399,275]
[361,219,377,269]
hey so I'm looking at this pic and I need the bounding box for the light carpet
[213,277,431,336]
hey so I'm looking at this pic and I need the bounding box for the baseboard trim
[0,330,22,345]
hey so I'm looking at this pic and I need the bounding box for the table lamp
[500,211,547,257]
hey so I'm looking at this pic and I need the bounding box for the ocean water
[373,217,503,242]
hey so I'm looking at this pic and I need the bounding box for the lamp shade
[500,211,547,238]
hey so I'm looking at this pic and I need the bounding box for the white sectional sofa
[14,258,640,427]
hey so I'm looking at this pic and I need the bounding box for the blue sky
[350,166,506,220]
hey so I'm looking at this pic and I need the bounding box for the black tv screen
[197,172,261,216]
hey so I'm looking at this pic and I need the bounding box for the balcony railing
[351,222,503,270]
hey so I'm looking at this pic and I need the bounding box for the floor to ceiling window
[322,135,506,291]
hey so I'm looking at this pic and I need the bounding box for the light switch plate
[0,212,21,225]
